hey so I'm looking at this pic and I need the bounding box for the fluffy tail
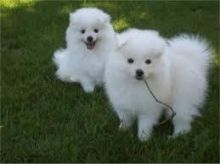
[52,48,66,68]
[52,49,74,82]
[169,34,213,74]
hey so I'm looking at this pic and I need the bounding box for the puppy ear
[103,14,111,23]
[154,39,167,58]
[69,13,76,25]
[116,34,127,50]
[98,13,111,23]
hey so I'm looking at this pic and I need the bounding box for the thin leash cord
[143,79,176,126]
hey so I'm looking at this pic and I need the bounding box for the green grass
[1,0,219,162]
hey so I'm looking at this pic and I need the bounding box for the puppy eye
[81,29,85,34]
[94,29,99,33]
[145,59,151,64]
[127,58,134,64]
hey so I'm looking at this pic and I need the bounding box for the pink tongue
[86,42,95,50]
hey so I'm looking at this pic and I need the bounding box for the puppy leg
[138,115,156,142]
[117,110,134,131]
[79,77,95,93]
[171,103,195,137]
[70,75,79,83]
[55,69,72,82]
[172,115,192,137]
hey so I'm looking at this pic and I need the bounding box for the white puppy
[104,29,211,141]
[53,8,116,92]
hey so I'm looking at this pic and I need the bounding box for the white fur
[104,29,211,141]
[53,8,116,92]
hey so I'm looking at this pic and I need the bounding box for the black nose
[136,69,144,77]
[87,36,93,42]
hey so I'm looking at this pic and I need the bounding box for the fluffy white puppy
[104,29,211,141]
[53,8,116,92]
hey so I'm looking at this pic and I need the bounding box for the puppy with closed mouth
[53,8,116,92]
[104,29,211,141]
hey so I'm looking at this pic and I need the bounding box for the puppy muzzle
[85,41,96,50]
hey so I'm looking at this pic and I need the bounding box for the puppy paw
[118,122,130,131]
[70,76,78,82]
[171,124,191,138]
[56,72,72,83]
[83,85,95,93]
[138,130,151,142]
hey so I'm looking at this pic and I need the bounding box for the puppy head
[68,8,111,50]
[117,29,166,80]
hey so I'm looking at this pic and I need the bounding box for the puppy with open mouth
[53,8,116,92]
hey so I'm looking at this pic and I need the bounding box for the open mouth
[85,41,96,50]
